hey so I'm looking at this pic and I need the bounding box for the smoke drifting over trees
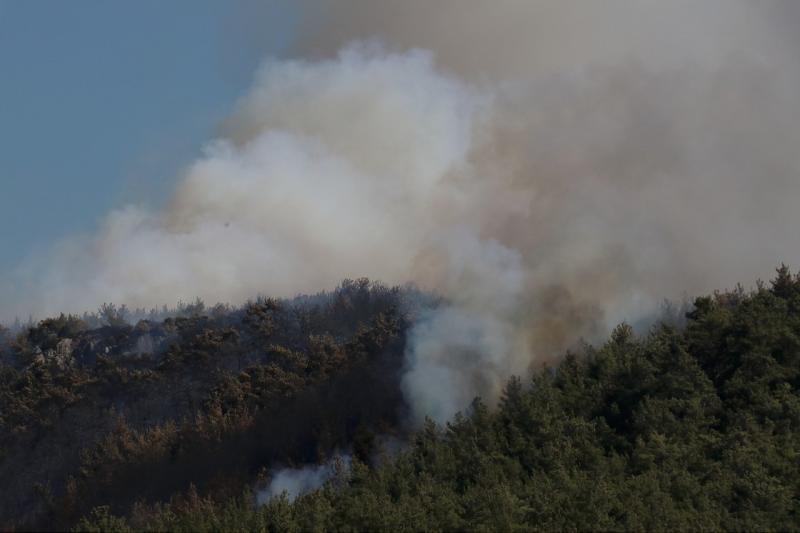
[3,0,800,470]
[12,269,797,531]
[2,4,800,529]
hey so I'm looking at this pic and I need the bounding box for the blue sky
[0,0,295,271]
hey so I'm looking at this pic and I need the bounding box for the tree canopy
[3,271,800,531]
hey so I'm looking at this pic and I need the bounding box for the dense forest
[2,269,800,531]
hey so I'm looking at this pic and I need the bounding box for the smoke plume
[4,2,800,424]
[257,455,351,504]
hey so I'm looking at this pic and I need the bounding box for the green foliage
[73,506,131,532]
[79,267,800,531]
[8,270,800,530]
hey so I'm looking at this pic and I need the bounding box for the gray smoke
[4,2,800,424]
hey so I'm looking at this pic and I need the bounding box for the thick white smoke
[9,45,480,320]
[257,455,351,504]
[5,3,800,425]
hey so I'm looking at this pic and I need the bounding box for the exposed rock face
[44,338,74,368]
[56,338,73,358]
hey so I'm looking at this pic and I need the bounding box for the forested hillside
[0,280,414,530]
[3,269,800,531]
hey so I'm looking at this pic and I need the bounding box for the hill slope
[4,269,800,530]
[0,279,411,530]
